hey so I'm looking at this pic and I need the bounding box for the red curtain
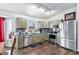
[0,17,4,42]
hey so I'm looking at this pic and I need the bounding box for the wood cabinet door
[16,17,27,28]
[18,35,24,48]
[43,34,49,41]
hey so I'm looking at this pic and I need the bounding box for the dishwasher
[24,33,32,47]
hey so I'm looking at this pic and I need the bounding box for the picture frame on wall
[65,12,76,21]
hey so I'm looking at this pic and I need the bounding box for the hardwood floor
[3,42,79,55]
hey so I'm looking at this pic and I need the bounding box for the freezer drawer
[59,38,69,48]
[68,40,76,51]
[59,38,77,51]
[59,38,65,47]
[60,39,68,48]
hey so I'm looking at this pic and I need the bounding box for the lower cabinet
[18,35,24,48]
[43,34,49,41]
[32,34,43,44]
[32,34,37,44]
[32,34,49,44]
[17,34,49,48]
[64,39,69,48]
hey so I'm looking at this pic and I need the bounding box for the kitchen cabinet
[43,34,49,41]
[32,34,41,43]
[16,17,27,28]
[64,39,68,48]
[31,33,49,44]
[17,33,49,48]
[18,35,24,48]
[38,21,49,28]
[56,33,60,45]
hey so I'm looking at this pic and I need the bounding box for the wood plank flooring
[3,42,79,55]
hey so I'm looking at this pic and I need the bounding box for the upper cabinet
[38,21,49,28]
[48,20,61,29]
[16,17,27,28]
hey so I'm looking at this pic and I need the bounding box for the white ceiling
[0,3,76,19]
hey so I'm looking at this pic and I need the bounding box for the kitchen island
[17,33,49,49]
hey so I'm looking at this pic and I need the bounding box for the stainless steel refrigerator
[59,20,77,51]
